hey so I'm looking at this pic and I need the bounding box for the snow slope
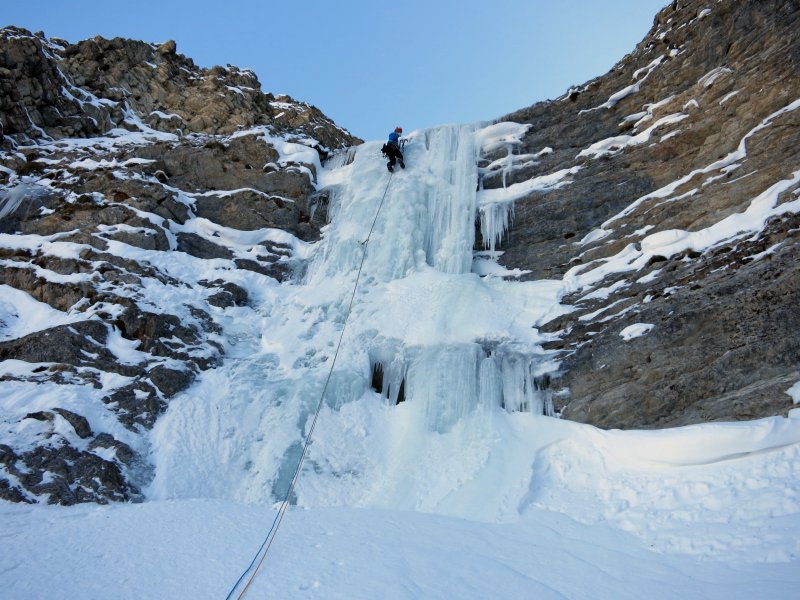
[3,123,800,598]
[2,407,799,598]
[2,495,798,600]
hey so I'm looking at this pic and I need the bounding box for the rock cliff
[482,0,800,428]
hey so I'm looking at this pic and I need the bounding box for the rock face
[0,27,360,504]
[0,27,356,147]
[481,0,800,428]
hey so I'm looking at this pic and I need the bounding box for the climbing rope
[226,172,395,600]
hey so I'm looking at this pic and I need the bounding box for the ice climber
[382,126,405,172]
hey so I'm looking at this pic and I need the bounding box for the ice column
[372,344,554,432]
[421,125,479,274]
[309,123,479,283]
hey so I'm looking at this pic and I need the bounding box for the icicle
[384,356,407,406]
[478,355,502,411]
[478,200,515,253]
[0,183,36,220]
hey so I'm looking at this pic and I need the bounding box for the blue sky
[4,1,668,141]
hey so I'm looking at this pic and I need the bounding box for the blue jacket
[388,131,400,145]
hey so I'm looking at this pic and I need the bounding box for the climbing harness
[225,172,395,600]
[381,138,406,156]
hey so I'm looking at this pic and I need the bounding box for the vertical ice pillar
[405,344,482,433]
[494,351,552,416]
[478,355,502,412]
[422,124,480,274]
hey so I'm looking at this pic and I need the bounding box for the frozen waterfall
[310,123,555,431]
[148,123,566,512]
[308,124,480,281]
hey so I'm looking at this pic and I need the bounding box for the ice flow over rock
[148,123,566,508]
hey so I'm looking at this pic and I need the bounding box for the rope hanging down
[226,172,395,600]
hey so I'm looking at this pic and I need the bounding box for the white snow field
[2,123,800,599]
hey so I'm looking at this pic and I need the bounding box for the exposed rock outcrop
[483,0,800,428]
[0,27,359,504]
[0,27,356,148]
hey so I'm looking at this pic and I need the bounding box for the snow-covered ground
[2,122,800,599]
[3,410,799,598]
[3,485,799,600]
